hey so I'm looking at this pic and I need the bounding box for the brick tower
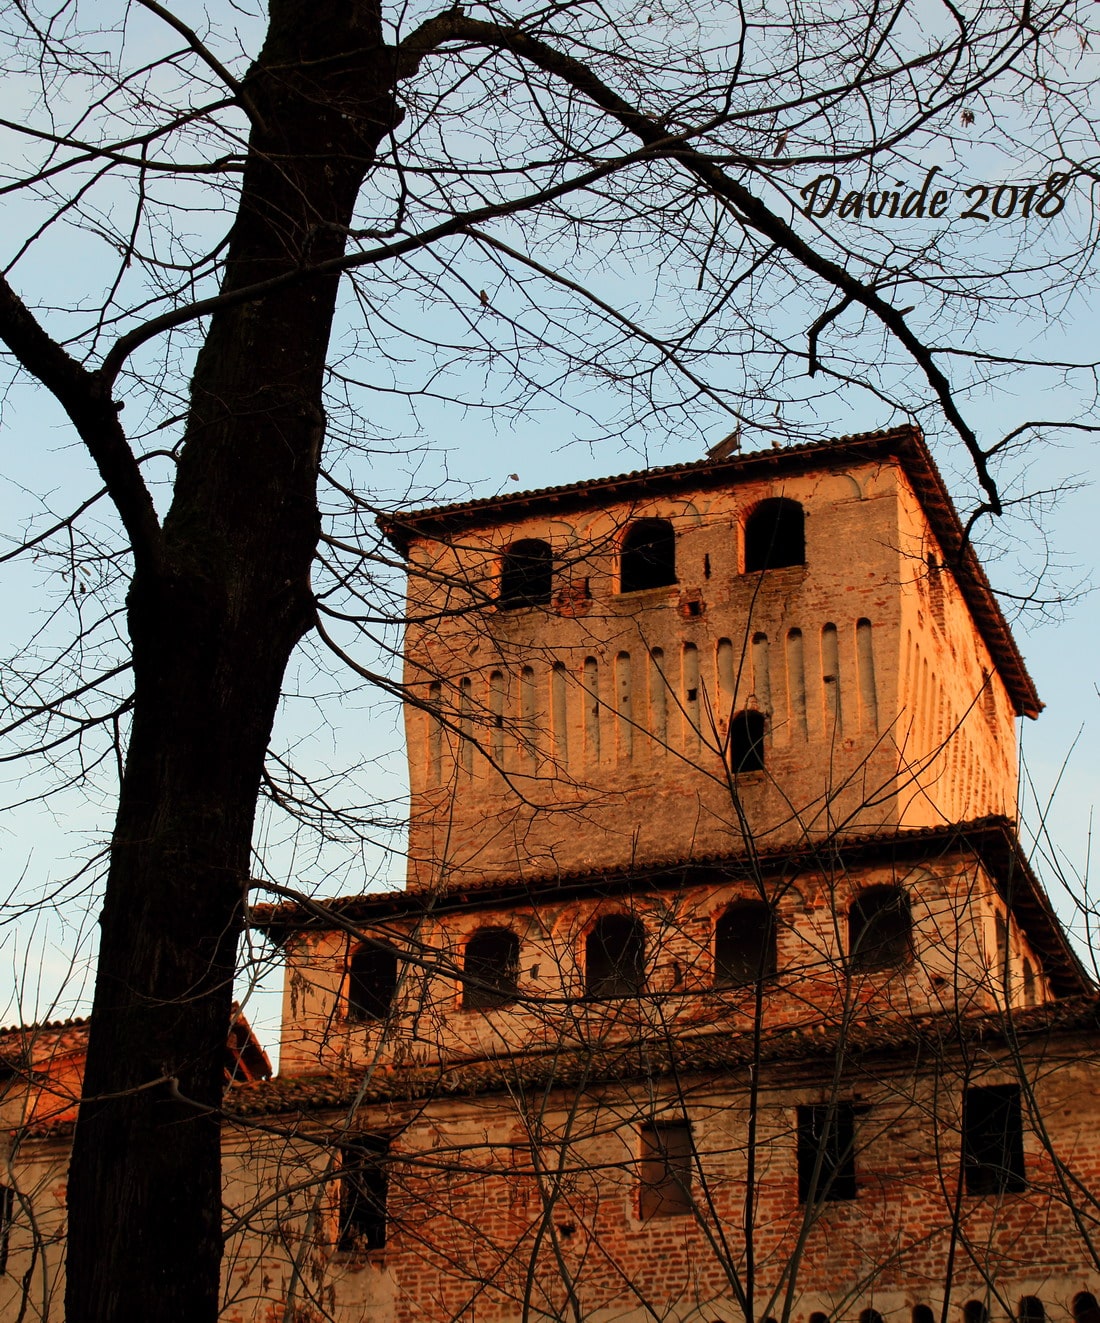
[266,426,1074,1086]
[385,425,1036,891]
[232,426,1092,1323]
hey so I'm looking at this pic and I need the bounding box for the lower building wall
[5,1029,1100,1323]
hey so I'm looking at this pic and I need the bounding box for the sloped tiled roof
[0,1018,90,1072]
[21,993,1100,1140]
[378,426,919,538]
[3,1008,272,1136]
[214,994,1100,1123]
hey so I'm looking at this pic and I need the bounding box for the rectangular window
[0,1184,12,1275]
[963,1085,1025,1195]
[639,1120,693,1218]
[339,1139,389,1251]
[797,1104,857,1202]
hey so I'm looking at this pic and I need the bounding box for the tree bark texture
[64,5,400,1320]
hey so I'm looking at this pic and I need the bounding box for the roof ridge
[377,424,920,534]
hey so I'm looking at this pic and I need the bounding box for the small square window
[639,1121,693,1218]
[963,1085,1025,1195]
[796,1103,857,1202]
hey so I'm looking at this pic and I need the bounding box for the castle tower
[258,426,1076,1086]
[381,426,1038,892]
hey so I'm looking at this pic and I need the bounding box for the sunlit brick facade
[6,428,1100,1323]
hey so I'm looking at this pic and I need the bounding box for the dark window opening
[797,1103,856,1202]
[994,911,1010,994]
[810,1314,830,1323]
[347,945,398,1022]
[1019,1299,1045,1323]
[462,927,520,1010]
[1022,959,1036,1006]
[963,1084,1025,1195]
[744,498,805,572]
[715,901,777,987]
[339,1139,389,1251]
[639,1121,693,1218]
[499,539,553,609]
[586,915,645,998]
[730,710,766,773]
[1073,1295,1100,1323]
[621,519,676,593]
[848,885,912,971]
[964,1304,990,1323]
[914,1308,935,1323]
[861,1311,885,1323]
[0,1184,12,1275]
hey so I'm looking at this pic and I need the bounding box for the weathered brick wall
[893,476,1017,830]
[212,1034,1100,1323]
[14,1035,1098,1323]
[400,456,1018,892]
[275,848,1048,1077]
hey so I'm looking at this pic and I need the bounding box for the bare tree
[1,0,1098,1320]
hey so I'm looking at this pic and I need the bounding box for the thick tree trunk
[64,5,399,1320]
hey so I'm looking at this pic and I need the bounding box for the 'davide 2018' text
[798,166,1070,222]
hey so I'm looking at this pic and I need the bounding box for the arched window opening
[462,927,520,1010]
[586,915,645,998]
[744,498,805,571]
[914,1307,935,1323]
[621,519,676,593]
[964,1303,990,1323]
[1019,1299,1045,1323]
[730,709,766,773]
[499,539,553,609]
[715,901,777,987]
[1072,1294,1100,1323]
[860,1311,885,1323]
[810,1313,830,1323]
[347,945,399,1022]
[848,885,912,970]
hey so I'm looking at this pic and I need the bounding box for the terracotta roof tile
[22,996,1099,1139]
[221,994,1100,1119]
